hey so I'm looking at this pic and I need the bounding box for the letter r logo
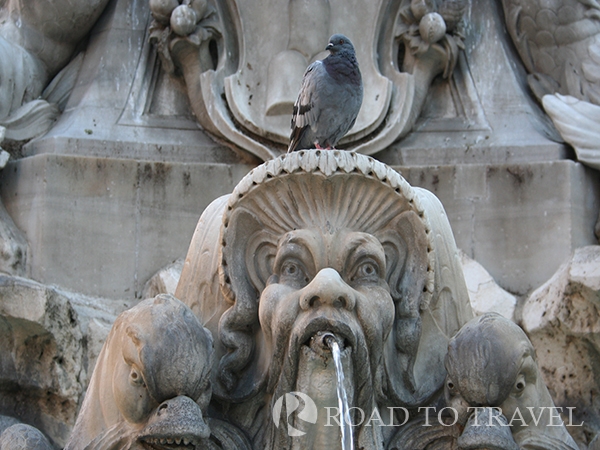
[273,392,318,436]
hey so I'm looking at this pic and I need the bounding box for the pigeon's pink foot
[315,143,324,150]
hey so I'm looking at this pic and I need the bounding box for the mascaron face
[258,228,395,352]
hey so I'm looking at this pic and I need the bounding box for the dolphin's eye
[514,374,526,394]
[129,366,146,388]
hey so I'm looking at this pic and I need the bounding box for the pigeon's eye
[340,39,345,44]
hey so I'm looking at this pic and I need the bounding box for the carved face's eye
[350,260,380,283]
[283,262,298,275]
[362,263,376,275]
[279,259,309,287]
[446,379,456,393]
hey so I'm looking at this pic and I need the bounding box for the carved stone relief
[0,0,597,448]
[0,423,53,450]
[147,0,470,160]
[501,0,600,170]
[20,153,590,448]
[0,0,111,150]
[65,294,216,449]
[445,313,579,450]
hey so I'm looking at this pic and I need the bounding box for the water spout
[324,333,354,450]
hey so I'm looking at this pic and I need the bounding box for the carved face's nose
[299,268,356,311]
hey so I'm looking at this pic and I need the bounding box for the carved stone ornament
[65,294,230,450]
[0,423,53,450]
[175,150,473,449]
[445,313,579,450]
[501,0,600,170]
[148,0,469,160]
[0,0,111,149]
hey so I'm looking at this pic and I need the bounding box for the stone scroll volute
[147,0,471,160]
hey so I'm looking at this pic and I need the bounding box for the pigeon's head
[326,34,355,55]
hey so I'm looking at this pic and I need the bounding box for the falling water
[325,335,354,450]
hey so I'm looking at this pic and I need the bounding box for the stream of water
[328,339,354,450]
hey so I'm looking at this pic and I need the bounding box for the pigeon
[288,34,363,152]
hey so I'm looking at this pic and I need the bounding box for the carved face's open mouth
[305,331,351,353]
[297,318,356,358]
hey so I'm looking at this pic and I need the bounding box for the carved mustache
[265,309,371,395]
[294,315,358,351]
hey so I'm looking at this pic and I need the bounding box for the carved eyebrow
[342,234,386,269]
[274,232,318,272]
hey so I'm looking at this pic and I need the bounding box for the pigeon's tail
[288,126,306,152]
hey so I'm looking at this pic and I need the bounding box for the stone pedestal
[0,0,599,301]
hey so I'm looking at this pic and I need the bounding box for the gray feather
[288,34,363,152]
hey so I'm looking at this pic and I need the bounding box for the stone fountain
[64,150,579,449]
[0,0,599,449]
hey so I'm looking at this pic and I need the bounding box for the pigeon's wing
[288,61,325,152]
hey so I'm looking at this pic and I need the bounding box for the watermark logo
[272,392,585,433]
[273,392,318,436]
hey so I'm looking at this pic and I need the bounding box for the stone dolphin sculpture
[445,313,578,450]
[65,294,214,450]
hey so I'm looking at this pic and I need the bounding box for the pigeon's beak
[326,42,333,51]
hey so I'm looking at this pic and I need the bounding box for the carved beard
[262,311,384,450]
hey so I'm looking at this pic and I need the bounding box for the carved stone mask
[177,150,472,410]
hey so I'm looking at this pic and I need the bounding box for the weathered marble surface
[138,249,519,322]
[0,275,132,447]
[501,0,600,171]
[522,245,600,446]
[0,423,53,450]
[0,0,594,302]
[398,161,600,295]
[0,0,111,146]
[146,0,470,160]
[0,198,27,277]
[0,0,597,447]
[459,250,517,320]
[142,258,184,300]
